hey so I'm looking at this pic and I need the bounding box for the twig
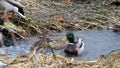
[48,44,56,59]
[98,49,120,61]
[107,49,120,56]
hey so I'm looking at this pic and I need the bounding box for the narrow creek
[0,30,120,61]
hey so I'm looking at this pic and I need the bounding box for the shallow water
[46,30,120,61]
[0,37,39,58]
[0,30,120,61]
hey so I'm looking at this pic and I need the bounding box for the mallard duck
[63,32,84,56]
[0,18,4,26]
[0,0,26,19]
[0,18,7,28]
[0,17,25,33]
[30,37,67,52]
[110,24,120,32]
[0,18,6,30]
[47,38,67,50]
[0,18,4,46]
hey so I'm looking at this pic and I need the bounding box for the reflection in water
[0,30,120,61]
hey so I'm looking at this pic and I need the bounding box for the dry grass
[22,0,120,34]
[1,0,119,37]
[0,51,120,68]
[0,0,120,68]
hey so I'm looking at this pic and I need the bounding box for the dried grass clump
[7,54,76,68]
[22,0,120,34]
[1,51,120,68]
[4,52,120,68]
[91,51,120,68]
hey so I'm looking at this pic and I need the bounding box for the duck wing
[6,0,25,8]
[64,44,76,52]
[79,41,84,48]
[75,38,84,48]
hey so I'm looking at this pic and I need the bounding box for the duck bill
[62,36,68,41]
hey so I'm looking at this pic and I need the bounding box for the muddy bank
[23,0,120,34]
[0,0,119,37]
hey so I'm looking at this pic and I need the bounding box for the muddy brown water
[0,30,120,61]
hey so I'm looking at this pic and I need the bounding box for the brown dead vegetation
[0,0,120,68]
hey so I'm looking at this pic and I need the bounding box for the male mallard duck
[63,32,84,56]
[0,18,4,46]
[0,32,4,46]
[0,17,24,33]
[0,18,4,26]
[0,0,26,19]
[0,18,7,28]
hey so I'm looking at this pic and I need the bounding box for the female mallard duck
[0,0,26,19]
[30,37,67,52]
[63,32,84,56]
[111,24,120,32]
[47,38,67,49]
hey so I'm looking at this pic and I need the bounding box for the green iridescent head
[66,32,75,43]
[0,18,4,25]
